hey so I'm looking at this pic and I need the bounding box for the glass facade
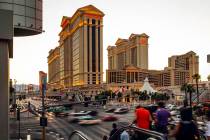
[0,0,42,36]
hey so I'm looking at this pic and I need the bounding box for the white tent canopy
[140,77,157,93]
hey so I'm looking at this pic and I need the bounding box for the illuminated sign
[139,38,147,45]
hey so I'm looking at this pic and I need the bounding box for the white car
[79,119,101,125]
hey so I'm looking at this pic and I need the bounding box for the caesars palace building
[106,34,199,91]
[48,5,104,94]
[48,5,199,95]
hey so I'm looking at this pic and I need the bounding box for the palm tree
[192,74,201,104]
[181,83,189,106]
[186,84,195,107]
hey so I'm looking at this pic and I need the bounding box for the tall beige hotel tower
[48,5,104,91]
[108,33,149,70]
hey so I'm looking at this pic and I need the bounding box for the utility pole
[41,84,46,140]
[39,71,47,140]
[13,79,17,117]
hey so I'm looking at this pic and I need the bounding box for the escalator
[109,125,166,140]
[192,88,210,103]
[68,131,91,140]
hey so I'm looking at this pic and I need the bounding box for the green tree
[186,84,195,107]
[138,91,149,101]
[117,92,123,102]
[192,74,201,104]
[181,83,189,106]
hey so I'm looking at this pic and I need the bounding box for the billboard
[208,55,210,63]
[39,71,47,95]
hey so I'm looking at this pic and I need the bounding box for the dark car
[87,110,98,116]
[54,112,69,117]
[102,115,118,121]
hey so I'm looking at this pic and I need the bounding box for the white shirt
[120,130,129,140]
[206,121,210,136]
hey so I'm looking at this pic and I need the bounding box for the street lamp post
[13,79,17,117]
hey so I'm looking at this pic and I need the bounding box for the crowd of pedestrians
[108,101,210,140]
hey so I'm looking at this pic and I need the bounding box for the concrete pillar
[95,21,99,84]
[0,40,9,140]
[89,19,92,84]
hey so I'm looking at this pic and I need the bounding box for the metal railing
[109,124,166,140]
[68,130,91,140]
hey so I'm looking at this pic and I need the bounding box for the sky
[10,0,210,85]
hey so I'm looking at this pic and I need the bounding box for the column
[95,20,99,84]
[83,18,88,85]
[89,19,92,84]
[0,40,9,140]
[100,19,103,83]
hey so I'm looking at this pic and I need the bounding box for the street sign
[40,117,47,127]
[207,55,210,63]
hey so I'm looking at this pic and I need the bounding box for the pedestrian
[170,107,200,140]
[205,110,210,140]
[120,130,129,140]
[134,105,152,129]
[155,102,170,134]
[110,123,118,137]
[103,135,108,140]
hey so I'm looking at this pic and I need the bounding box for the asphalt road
[10,99,135,140]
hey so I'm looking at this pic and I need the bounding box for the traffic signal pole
[41,84,46,140]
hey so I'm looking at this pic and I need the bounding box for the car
[69,115,94,123]
[105,108,116,113]
[87,110,98,116]
[70,111,88,116]
[54,112,69,117]
[102,115,118,121]
[114,108,129,114]
[170,110,180,116]
[79,119,101,125]
[70,110,98,116]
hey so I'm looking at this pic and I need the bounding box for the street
[10,99,135,140]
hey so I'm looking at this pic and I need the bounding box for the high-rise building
[48,47,60,90]
[48,5,104,93]
[107,35,196,89]
[168,51,199,83]
[107,33,149,70]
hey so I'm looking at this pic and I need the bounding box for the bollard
[27,129,31,140]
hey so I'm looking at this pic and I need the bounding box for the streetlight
[13,79,17,117]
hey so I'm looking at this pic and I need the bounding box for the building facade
[168,51,199,83]
[107,33,149,70]
[48,47,60,90]
[48,5,104,93]
[107,36,195,90]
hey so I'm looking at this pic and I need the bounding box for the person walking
[205,110,210,140]
[134,105,152,129]
[170,107,200,140]
[155,102,171,134]
[120,130,129,140]
[110,123,118,137]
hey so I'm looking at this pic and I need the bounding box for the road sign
[40,117,47,127]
